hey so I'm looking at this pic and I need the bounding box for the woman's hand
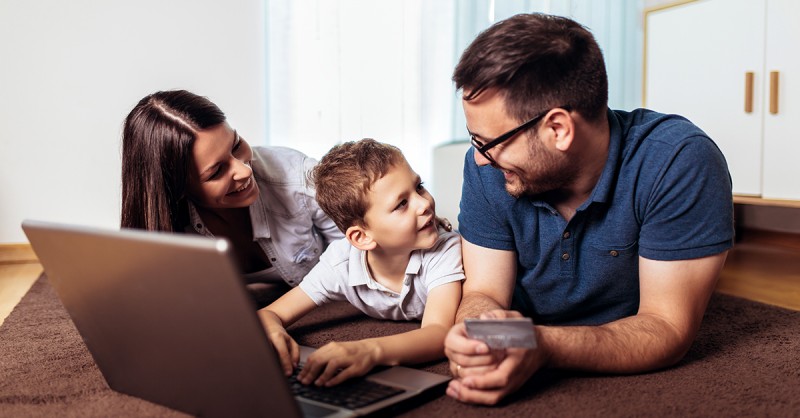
[437,216,453,232]
[298,340,381,387]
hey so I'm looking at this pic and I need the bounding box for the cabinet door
[762,0,800,200]
[645,0,766,196]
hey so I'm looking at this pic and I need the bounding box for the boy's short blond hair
[311,138,405,232]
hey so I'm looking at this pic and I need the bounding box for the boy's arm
[299,281,462,386]
[258,287,318,375]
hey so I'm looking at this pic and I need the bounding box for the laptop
[21,219,450,418]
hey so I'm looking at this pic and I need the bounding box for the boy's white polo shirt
[298,229,464,321]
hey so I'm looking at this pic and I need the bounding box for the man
[444,13,734,405]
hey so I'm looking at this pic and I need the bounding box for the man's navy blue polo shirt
[458,109,734,326]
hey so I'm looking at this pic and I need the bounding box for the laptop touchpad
[298,400,341,418]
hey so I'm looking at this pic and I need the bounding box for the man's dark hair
[453,13,608,122]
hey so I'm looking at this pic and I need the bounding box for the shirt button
[196,223,203,229]
[609,250,619,257]
[270,258,277,262]
[561,253,570,260]
[562,231,571,239]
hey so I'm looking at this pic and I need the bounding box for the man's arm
[541,253,726,371]
[444,239,518,377]
[455,239,518,322]
[448,251,728,405]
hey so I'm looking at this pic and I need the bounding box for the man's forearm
[539,312,692,374]
[455,291,506,323]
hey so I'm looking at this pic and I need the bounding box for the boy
[257,138,464,387]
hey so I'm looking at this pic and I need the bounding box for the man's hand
[298,340,380,387]
[445,309,548,405]
[446,342,546,405]
[444,322,495,377]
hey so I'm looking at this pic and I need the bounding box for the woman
[121,90,343,306]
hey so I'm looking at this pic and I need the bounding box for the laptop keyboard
[289,366,406,410]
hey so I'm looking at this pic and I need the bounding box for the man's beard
[503,134,575,199]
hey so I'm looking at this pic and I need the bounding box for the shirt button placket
[561,230,571,261]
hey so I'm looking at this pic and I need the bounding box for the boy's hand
[298,340,381,387]
[258,309,300,376]
[268,327,300,376]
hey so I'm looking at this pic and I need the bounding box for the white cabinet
[645,0,800,201]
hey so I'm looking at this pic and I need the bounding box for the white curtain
[266,0,456,187]
[266,0,643,187]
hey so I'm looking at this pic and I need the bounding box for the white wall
[0,0,267,243]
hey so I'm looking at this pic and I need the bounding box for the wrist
[534,325,555,368]
[258,309,283,328]
[366,339,387,365]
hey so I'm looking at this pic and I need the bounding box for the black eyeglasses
[468,106,569,164]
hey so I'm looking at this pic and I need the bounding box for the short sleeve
[298,240,350,305]
[638,136,734,260]
[422,231,466,291]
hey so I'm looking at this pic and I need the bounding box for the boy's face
[361,160,439,253]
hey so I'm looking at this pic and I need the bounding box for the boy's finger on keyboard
[324,365,361,387]
[299,359,325,385]
[289,339,300,367]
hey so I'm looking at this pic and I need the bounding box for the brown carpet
[1,275,798,417]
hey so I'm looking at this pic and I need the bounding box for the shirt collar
[586,109,623,205]
[186,201,210,236]
[347,248,423,288]
[249,185,271,239]
[185,193,270,241]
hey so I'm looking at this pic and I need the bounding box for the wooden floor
[1,235,799,327]
[715,230,800,311]
[0,244,42,327]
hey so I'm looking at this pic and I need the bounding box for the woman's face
[186,122,259,210]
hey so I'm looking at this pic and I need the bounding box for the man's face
[462,88,575,198]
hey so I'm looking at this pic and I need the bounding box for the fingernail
[476,344,489,354]
[446,387,459,399]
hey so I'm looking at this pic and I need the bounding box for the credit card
[464,317,536,349]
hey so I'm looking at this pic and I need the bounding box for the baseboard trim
[0,243,38,264]
[737,228,800,253]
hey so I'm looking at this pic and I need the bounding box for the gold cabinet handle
[770,71,779,114]
[745,72,754,113]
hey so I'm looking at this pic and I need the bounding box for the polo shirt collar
[348,249,423,288]
[586,109,624,205]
